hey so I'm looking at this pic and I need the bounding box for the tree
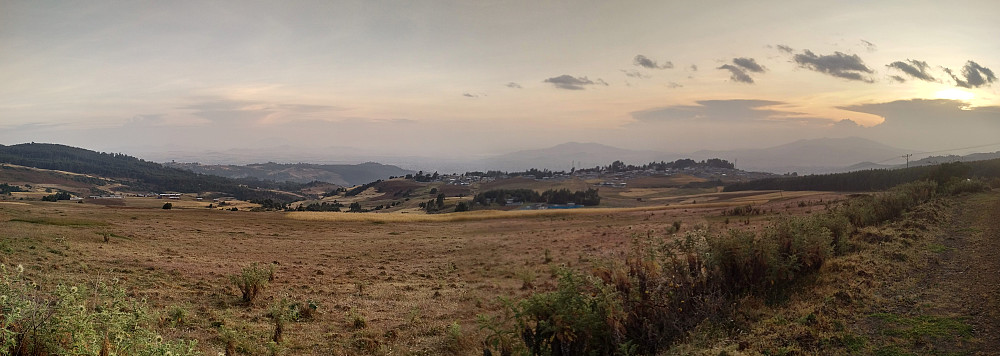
[348,202,362,212]
[162,203,172,209]
[455,201,469,212]
[436,193,445,208]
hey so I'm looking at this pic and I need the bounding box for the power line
[872,141,1000,165]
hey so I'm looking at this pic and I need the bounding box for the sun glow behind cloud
[934,88,975,102]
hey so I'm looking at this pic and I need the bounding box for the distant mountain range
[124,137,957,175]
[479,137,914,174]
[164,162,413,186]
[476,142,669,172]
[688,137,912,174]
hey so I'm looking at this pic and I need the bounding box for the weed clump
[230,262,276,304]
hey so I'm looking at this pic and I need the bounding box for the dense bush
[507,270,622,356]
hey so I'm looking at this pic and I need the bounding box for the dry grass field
[0,189,839,355]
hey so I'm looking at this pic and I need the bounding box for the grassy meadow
[0,187,839,355]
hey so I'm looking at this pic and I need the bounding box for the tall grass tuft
[230,263,276,304]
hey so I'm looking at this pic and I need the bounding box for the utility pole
[901,154,913,168]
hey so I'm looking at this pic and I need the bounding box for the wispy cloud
[775,44,794,53]
[860,39,877,52]
[543,75,608,90]
[943,61,996,88]
[718,57,765,84]
[632,99,811,122]
[886,59,935,82]
[718,64,754,84]
[633,55,673,69]
[792,50,874,82]
[505,82,522,89]
[732,57,765,73]
[620,69,650,79]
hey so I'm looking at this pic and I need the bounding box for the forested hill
[724,158,1000,192]
[0,143,301,201]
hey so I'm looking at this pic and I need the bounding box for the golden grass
[286,197,804,223]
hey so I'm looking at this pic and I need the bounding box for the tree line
[473,188,601,206]
[724,159,1000,192]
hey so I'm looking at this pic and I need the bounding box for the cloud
[775,44,794,53]
[543,75,607,90]
[718,64,754,84]
[621,69,650,79]
[861,39,877,52]
[890,75,906,83]
[887,59,935,82]
[462,93,478,98]
[505,82,522,89]
[632,99,807,122]
[944,61,997,88]
[667,82,683,88]
[793,50,874,82]
[732,57,765,73]
[718,57,764,84]
[633,55,673,69]
[838,99,1000,149]
[689,64,698,71]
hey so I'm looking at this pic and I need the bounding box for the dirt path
[918,191,1000,354]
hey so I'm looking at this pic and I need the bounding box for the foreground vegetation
[482,175,992,355]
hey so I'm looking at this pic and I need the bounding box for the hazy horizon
[2,1,999,162]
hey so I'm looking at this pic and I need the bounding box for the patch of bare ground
[900,191,1000,354]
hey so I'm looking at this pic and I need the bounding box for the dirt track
[917,191,1000,354]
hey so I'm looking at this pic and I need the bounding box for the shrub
[0,264,198,355]
[230,263,275,304]
[162,202,172,209]
[348,308,367,330]
[509,269,622,356]
[940,178,989,195]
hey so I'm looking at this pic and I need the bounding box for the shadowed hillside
[0,143,301,201]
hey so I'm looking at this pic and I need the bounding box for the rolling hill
[164,161,413,186]
[0,143,302,201]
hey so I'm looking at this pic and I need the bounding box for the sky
[1,0,999,163]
